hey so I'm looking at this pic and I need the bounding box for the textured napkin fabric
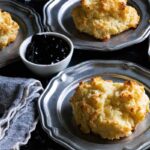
[0,76,43,150]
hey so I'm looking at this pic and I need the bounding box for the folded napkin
[0,76,43,150]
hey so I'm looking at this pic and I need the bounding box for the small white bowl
[19,32,74,77]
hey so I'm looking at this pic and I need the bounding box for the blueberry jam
[25,34,70,65]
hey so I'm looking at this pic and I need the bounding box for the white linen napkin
[0,76,43,150]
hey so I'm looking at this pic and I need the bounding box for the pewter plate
[43,0,150,51]
[0,0,44,68]
[38,60,150,150]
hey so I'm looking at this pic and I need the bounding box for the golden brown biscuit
[72,0,140,40]
[70,77,149,140]
[0,10,19,49]
[82,0,127,13]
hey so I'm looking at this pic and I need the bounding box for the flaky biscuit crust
[70,77,149,140]
[72,0,140,40]
[0,10,19,49]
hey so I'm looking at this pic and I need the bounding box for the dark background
[0,0,150,149]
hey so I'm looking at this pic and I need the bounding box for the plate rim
[38,60,150,150]
[43,0,150,51]
[1,0,44,33]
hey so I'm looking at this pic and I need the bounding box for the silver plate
[0,0,44,68]
[43,0,150,51]
[38,60,150,150]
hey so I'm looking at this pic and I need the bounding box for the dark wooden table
[0,0,150,149]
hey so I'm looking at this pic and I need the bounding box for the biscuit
[0,10,19,49]
[72,0,140,40]
[70,77,149,140]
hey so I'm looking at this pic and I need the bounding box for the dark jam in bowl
[25,34,70,65]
